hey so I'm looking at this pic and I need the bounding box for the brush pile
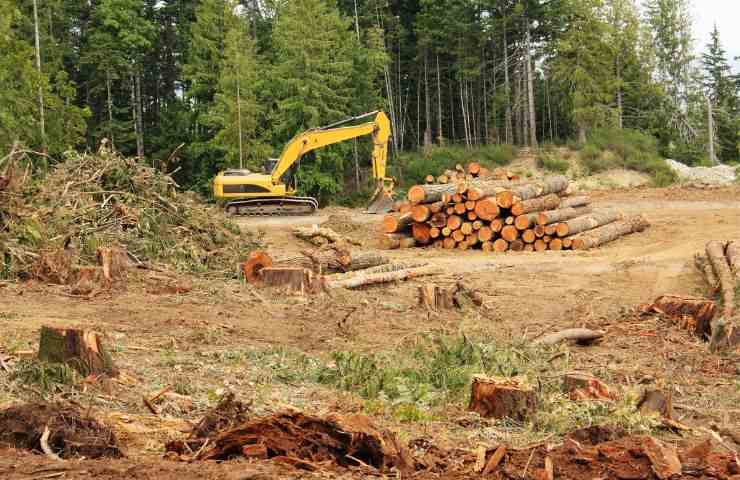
[385,169,649,252]
[0,146,260,281]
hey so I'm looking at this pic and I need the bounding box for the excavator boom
[213,111,395,215]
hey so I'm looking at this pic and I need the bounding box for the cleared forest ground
[0,185,739,479]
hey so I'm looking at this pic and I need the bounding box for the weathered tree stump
[637,389,673,419]
[648,295,716,338]
[468,376,536,420]
[38,326,117,376]
[261,267,314,294]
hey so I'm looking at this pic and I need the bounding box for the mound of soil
[0,403,123,459]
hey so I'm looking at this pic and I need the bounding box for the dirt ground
[1,185,739,478]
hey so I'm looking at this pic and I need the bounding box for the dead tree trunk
[325,265,437,289]
[38,326,117,376]
[706,241,735,320]
[559,196,591,209]
[496,176,569,208]
[571,215,650,250]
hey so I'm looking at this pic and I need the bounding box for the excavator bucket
[366,188,394,214]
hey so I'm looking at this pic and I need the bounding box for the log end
[242,251,274,284]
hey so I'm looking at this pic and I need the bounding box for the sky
[691,0,740,70]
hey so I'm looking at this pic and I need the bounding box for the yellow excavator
[213,111,394,215]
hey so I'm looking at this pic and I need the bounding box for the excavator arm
[270,111,394,212]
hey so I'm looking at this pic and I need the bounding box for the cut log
[647,295,716,338]
[555,210,624,237]
[534,328,605,345]
[695,253,720,294]
[411,205,431,223]
[325,265,437,289]
[537,206,593,226]
[497,176,569,208]
[437,174,449,184]
[490,218,504,233]
[383,213,414,234]
[509,240,525,252]
[524,244,534,252]
[504,216,515,225]
[468,162,481,175]
[465,200,476,211]
[380,234,416,250]
[706,241,733,312]
[442,238,457,249]
[442,227,452,237]
[452,230,465,243]
[457,241,469,251]
[493,239,509,252]
[262,267,314,294]
[38,326,117,376]
[461,222,474,235]
[466,233,480,246]
[726,240,740,279]
[429,212,447,228]
[452,193,463,203]
[425,175,435,184]
[407,183,457,204]
[481,241,494,252]
[429,227,441,239]
[478,226,494,242]
[549,238,563,251]
[545,224,558,237]
[430,201,445,214]
[467,211,478,221]
[571,215,650,250]
[454,203,467,215]
[510,194,561,217]
[514,213,539,231]
[559,195,591,209]
[242,251,273,283]
[412,223,432,245]
[534,239,547,252]
[562,238,573,249]
[468,376,536,420]
[481,445,507,475]
[501,226,519,242]
[446,206,455,215]
[473,198,499,221]
[447,215,463,231]
[522,229,536,244]
[398,202,412,214]
[534,225,546,238]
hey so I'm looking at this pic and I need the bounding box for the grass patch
[536,151,570,173]
[395,145,517,189]
[317,333,660,435]
[12,360,78,396]
[579,128,677,187]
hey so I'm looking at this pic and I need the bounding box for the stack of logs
[421,162,520,186]
[383,173,649,252]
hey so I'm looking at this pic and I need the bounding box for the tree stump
[468,376,536,420]
[261,267,314,294]
[648,295,716,338]
[38,326,117,377]
[637,389,673,419]
[562,372,613,401]
[242,251,273,283]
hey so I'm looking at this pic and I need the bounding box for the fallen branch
[533,328,605,346]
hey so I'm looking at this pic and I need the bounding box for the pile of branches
[384,173,649,252]
[0,146,260,280]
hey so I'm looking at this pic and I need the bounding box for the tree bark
[38,326,117,376]
[412,223,432,245]
[32,0,46,151]
[496,175,569,208]
[555,210,623,237]
[525,22,537,148]
[325,265,437,289]
[559,195,591,209]
[468,376,536,420]
[262,267,314,294]
[511,194,561,217]
[706,241,735,320]
[537,206,594,227]
[571,215,650,250]
[135,69,145,159]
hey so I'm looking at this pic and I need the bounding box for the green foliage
[13,360,78,396]
[579,128,677,186]
[536,151,570,173]
[396,145,516,188]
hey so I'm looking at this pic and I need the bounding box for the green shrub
[536,152,570,173]
[578,128,677,185]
